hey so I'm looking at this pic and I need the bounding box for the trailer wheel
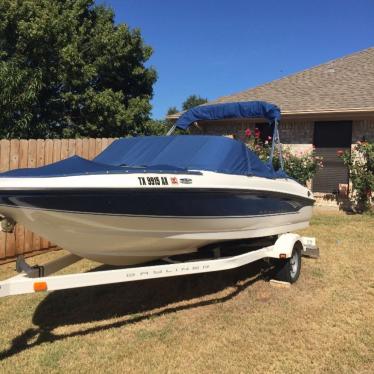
[273,244,302,283]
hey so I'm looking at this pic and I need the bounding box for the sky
[98,0,374,119]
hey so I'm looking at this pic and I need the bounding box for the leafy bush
[243,128,322,186]
[341,141,374,211]
[277,148,323,186]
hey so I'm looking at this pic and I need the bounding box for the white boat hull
[0,204,312,265]
[0,171,314,265]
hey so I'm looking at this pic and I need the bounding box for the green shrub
[341,141,374,212]
[244,128,322,186]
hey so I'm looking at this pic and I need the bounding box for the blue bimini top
[0,135,287,179]
[175,101,281,130]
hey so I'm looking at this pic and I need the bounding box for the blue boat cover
[175,101,281,130]
[95,135,282,178]
[0,156,125,178]
[0,136,287,179]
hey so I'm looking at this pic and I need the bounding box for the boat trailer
[0,233,318,298]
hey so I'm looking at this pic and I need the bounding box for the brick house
[169,47,374,198]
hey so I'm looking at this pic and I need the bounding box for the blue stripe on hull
[0,188,313,217]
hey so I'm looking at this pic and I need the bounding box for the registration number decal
[138,176,169,186]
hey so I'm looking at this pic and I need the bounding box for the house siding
[352,119,374,142]
[195,117,374,151]
[194,119,315,153]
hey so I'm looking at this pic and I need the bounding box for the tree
[166,106,179,116]
[0,0,157,139]
[182,95,207,111]
[143,119,166,136]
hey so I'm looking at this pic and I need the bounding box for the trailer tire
[273,244,302,284]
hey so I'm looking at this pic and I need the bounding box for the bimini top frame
[167,101,284,169]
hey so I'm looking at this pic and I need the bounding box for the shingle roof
[169,47,374,119]
[210,47,374,115]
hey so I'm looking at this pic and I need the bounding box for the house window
[312,121,352,194]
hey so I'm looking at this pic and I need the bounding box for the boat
[0,101,314,266]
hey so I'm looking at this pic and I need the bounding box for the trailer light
[33,281,47,292]
[279,254,287,259]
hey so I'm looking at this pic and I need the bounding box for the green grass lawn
[0,211,373,373]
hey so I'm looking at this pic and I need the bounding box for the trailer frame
[0,234,318,298]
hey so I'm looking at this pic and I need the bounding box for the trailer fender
[267,233,303,259]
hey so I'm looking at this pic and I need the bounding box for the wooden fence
[0,138,117,262]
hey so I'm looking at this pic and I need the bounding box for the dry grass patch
[0,211,373,373]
